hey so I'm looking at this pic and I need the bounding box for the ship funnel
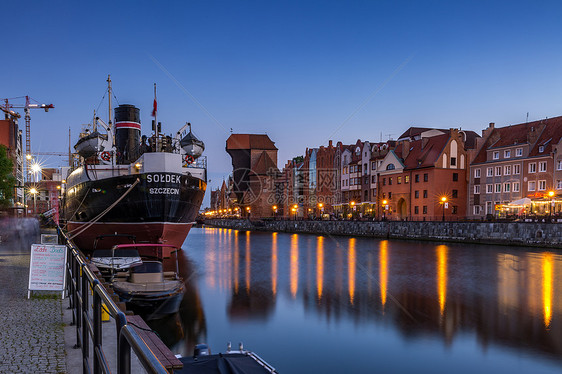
[180,123,205,159]
[114,104,141,164]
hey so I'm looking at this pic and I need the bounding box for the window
[386,164,395,170]
[516,148,523,157]
[529,163,536,173]
[423,173,428,182]
[372,175,376,183]
[453,173,458,181]
[493,151,499,160]
[415,174,420,183]
[382,178,386,186]
[514,164,521,175]
[495,166,501,176]
[372,162,376,170]
[389,178,393,185]
[504,183,510,192]
[474,168,481,178]
[486,184,493,193]
[397,176,402,184]
[388,192,392,198]
[452,206,458,214]
[423,206,428,214]
[423,190,428,198]
[451,157,457,166]
[557,160,562,171]
[405,175,409,183]
[474,185,480,194]
[539,180,546,191]
[415,190,419,198]
[495,183,501,193]
[557,180,562,190]
[513,182,520,192]
[528,181,536,191]
[504,150,511,158]
[474,205,481,215]
[414,206,419,214]
[486,201,493,214]
[452,189,458,198]
[487,167,493,177]
[539,161,547,172]
[504,165,511,175]
[539,146,545,153]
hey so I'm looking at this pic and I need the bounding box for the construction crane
[2,96,54,157]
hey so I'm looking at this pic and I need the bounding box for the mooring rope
[68,178,140,240]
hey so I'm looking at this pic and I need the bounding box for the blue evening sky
[3,0,562,203]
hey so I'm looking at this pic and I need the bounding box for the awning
[507,198,532,206]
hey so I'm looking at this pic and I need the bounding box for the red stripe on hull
[67,222,193,256]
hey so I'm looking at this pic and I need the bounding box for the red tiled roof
[402,134,450,169]
[226,134,277,150]
[472,116,562,164]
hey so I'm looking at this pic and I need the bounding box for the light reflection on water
[154,227,562,374]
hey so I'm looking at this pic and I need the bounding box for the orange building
[378,129,475,221]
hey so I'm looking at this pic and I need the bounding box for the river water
[152,226,562,373]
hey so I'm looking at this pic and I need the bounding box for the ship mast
[107,75,112,134]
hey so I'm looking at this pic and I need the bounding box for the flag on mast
[152,83,157,117]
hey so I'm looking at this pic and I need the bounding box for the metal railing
[60,228,168,374]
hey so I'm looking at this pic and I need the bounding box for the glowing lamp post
[29,187,38,215]
[246,206,251,219]
[440,196,447,222]
[318,203,324,219]
[382,199,388,221]
[293,204,298,220]
[272,205,278,219]
[548,191,555,221]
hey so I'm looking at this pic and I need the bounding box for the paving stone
[0,221,67,374]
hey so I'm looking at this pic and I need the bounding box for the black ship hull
[63,172,206,252]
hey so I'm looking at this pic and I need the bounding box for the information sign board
[28,244,67,299]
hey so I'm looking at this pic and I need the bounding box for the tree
[0,145,15,208]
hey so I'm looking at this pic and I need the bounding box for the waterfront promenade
[0,220,66,373]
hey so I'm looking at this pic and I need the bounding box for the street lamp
[440,196,447,222]
[272,205,278,219]
[293,204,298,220]
[548,190,555,221]
[29,187,38,215]
[318,203,324,219]
[382,199,388,221]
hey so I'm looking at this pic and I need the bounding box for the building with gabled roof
[378,128,473,221]
[226,134,279,218]
[468,116,562,219]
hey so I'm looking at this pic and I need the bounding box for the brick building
[0,115,24,210]
[378,128,477,221]
[469,117,562,219]
[226,134,279,218]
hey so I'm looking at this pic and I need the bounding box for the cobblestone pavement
[0,220,67,373]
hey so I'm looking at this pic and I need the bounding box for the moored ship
[62,76,206,254]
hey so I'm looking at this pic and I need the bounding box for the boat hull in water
[64,169,205,253]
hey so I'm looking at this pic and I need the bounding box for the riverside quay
[209,117,562,223]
